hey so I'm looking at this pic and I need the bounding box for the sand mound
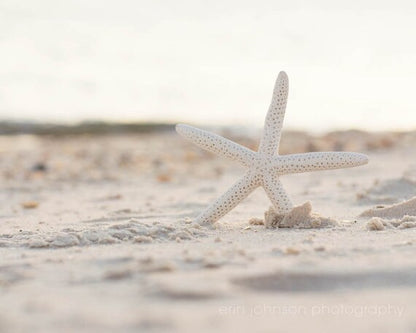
[1,219,207,249]
[361,196,416,231]
[366,216,416,231]
[357,177,416,204]
[263,201,338,229]
[360,197,416,219]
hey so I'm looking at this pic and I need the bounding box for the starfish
[176,71,369,224]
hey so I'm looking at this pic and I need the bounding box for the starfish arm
[258,71,289,156]
[262,172,293,214]
[194,172,259,224]
[176,124,256,167]
[274,152,369,175]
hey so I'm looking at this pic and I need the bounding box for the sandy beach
[1,128,416,332]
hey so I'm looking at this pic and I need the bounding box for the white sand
[361,196,416,231]
[366,216,416,231]
[1,132,416,332]
[360,197,416,219]
[357,177,416,204]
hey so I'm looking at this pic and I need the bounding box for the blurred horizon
[1,0,416,132]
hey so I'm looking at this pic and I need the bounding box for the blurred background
[0,0,415,133]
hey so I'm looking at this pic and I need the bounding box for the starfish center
[251,154,275,172]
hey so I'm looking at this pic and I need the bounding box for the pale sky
[0,0,415,131]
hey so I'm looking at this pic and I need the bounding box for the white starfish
[176,71,368,224]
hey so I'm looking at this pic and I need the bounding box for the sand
[357,177,416,204]
[360,196,416,231]
[1,130,416,332]
[360,197,416,219]
[263,201,338,229]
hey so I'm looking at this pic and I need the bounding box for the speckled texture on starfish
[176,71,369,224]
